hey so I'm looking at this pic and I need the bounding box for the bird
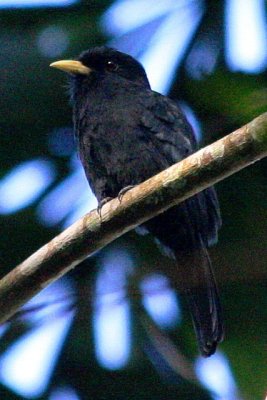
[50,46,224,356]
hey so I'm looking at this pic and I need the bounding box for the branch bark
[0,113,267,325]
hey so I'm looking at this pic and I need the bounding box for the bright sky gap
[0,281,74,398]
[225,0,267,73]
[195,352,240,400]
[0,0,77,8]
[0,159,55,215]
[93,250,133,370]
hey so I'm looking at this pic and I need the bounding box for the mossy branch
[0,113,266,325]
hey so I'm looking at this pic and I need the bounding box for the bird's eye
[106,61,118,72]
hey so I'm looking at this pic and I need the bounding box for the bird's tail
[174,246,224,357]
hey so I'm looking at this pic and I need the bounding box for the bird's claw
[97,197,113,219]
[118,185,135,202]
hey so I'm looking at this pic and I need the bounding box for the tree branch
[0,113,266,325]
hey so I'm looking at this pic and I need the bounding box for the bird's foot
[97,197,113,219]
[118,185,135,202]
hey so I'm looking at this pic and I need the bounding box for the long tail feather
[174,246,224,357]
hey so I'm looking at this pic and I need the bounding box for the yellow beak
[50,60,91,75]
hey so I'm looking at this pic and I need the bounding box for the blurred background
[0,0,266,399]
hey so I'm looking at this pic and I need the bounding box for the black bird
[51,47,224,356]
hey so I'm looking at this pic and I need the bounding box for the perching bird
[51,46,224,356]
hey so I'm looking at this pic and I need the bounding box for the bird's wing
[139,90,197,164]
[138,89,221,246]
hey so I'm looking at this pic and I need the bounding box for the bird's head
[50,46,150,88]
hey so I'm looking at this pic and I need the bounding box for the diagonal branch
[0,113,266,325]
